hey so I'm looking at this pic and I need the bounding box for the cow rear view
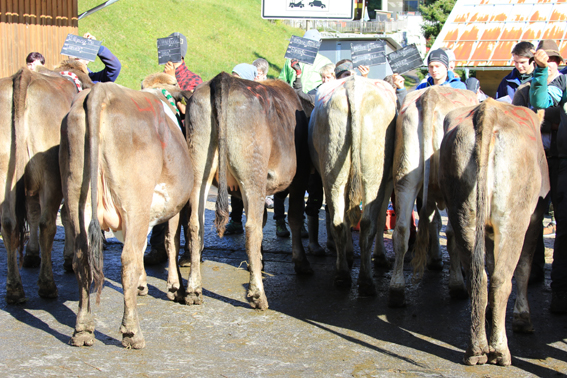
[310,75,397,294]
[439,99,549,366]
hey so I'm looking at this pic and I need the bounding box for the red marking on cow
[246,85,271,111]
[400,93,423,115]
[439,91,473,107]
[450,108,475,130]
[505,107,537,140]
[131,97,156,115]
[372,80,397,104]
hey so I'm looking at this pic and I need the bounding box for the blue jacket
[88,45,121,83]
[415,71,466,90]
[495,68,532,100]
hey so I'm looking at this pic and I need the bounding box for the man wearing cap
[163,32,203,92]
[496,42,535,100]
[279,29,332,93]
[530,39,567,314]
[416,49,466,90]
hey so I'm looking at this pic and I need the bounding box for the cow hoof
[358,280,377,297]
[38,283,58,299]
[122,332,146,349]
[373,255,392,270]
[167,283,185,302]
[487,348,511,366]
[334,271,352,289]
[294,260,314,275]
[6,283,26,304]
[248,290,269,310]
[463,352,488,366]
[63,257,74,273]
[512,312,534,333]
[185,291,203,306]
[70,331,95,347]
[388,288,406,308]
[308,243,325,256]
[449,285,468,300]
[427,258,443,271]
[22,254,41,268]
[137,284,148,296]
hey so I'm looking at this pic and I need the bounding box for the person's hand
[532,49,549,68]
[358,65,369,78]
[83,32,96,40]
[393,73,405,89]
[291,59,302,77]
[164,61,176,76]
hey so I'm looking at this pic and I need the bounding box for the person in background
[530,40,567,313]
[26,52,45,71]
[253,58,269,81]
[416,49,466,90]
[163,32,203,93]
[334,59,369,79]
[279,29,332,93]
[384,73,407,108]
[496,42,535,100]
[75,33,121,83]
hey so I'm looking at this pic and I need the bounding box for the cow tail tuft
[346,77,363,226]
[471,101,492,335]
[212,73,230,237]
[11,68,31,267]
[86,88,105,304]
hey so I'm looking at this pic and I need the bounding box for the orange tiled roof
[430,0,567,67]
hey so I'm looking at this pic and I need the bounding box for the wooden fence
[0,0,78,78]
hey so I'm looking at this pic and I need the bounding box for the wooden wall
[0,0,78,78]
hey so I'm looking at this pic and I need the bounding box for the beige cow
[0,63,92,304]
[389,86,478,307]
[309,75,397,293]
[60,74,193,349]
[438,99,549,366]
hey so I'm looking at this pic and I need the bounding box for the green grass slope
[78,0,304,89]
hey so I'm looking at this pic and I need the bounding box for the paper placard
[350,41,386,68]
[60,34,102,62]
[386,44,423,74]
[157,36,182,65]
[284,35,321,65]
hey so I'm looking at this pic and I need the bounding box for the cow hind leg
[3,219,26,304]
[426,208,443,271]
[61,202,75,272]
[358,199,380,297]
[165,214,185,302]
[23,195,41,268]
[71,232,96,347]
[445,220,467,299]
[37,190,62,299]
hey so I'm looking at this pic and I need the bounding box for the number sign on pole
[350,41,386,68]
[60,34,102,62]
[157,36,182,65]
[284,35,321,65]
[386,44,424,75]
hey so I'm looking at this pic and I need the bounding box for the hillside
[78,0,304,89]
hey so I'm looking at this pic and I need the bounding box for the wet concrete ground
[0,192,566,377]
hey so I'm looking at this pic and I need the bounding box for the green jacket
[279,54,333,93]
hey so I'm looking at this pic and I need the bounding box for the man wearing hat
[279,29,332,94]
[163,32,203,92]
[531,39,567,314]
[416,49,466,90]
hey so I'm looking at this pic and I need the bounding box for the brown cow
[389,86,478,307]
[184,72,310,310]
[60,73,193,349]
[0,62,93,304]
[438,99,549,366]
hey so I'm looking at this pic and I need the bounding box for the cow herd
[0,64,549,366]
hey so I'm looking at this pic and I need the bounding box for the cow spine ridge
[345,77,363,226]
[86,86,105,304]
[471,100,494,339]
[211,73,230,237]
[9,68,31,265]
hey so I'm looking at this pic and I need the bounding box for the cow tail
[10,69,31,267]
[346,77,363,227]
[471,102,492,332]
[212,73,230,237]
[86,87,105,304]
[412,94,433,279]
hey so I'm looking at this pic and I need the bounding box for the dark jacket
[415,71,466,90]
[175,61,203,91]
[496,68,532,100]
[88,45,121,83]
